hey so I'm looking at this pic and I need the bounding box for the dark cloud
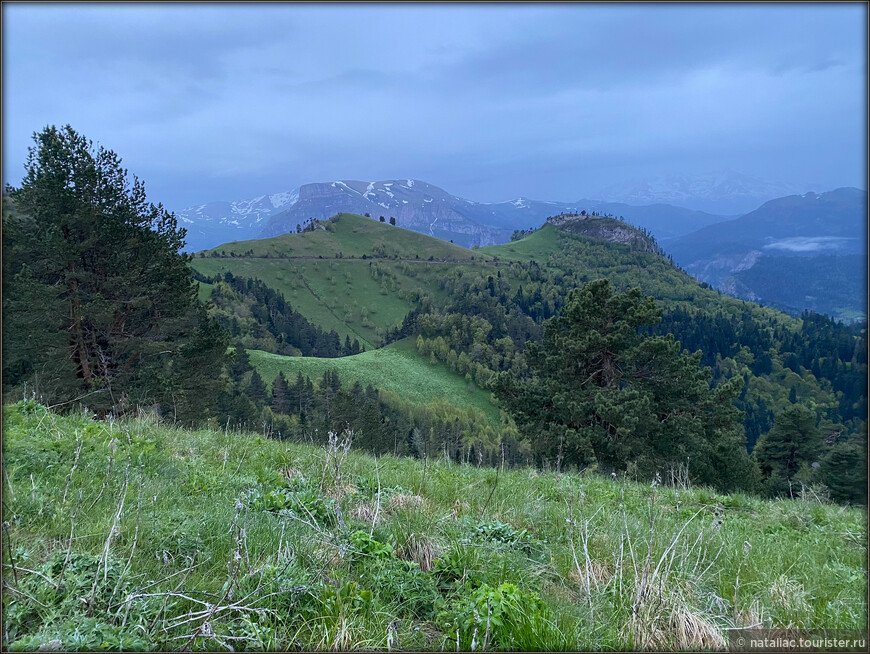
[2,3,865,210]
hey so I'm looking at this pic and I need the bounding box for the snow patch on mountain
[269,189,299,209]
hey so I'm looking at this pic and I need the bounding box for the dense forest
[2,125,866,504]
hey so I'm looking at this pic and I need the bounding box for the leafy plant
[461,517,541,551]
[359,557,441,620]
[437,582,570,651]
[252,475,335,527]
[348,530,394,560]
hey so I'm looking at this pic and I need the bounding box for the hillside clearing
[248,337,501,426]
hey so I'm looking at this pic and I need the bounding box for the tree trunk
[67,271,91,381]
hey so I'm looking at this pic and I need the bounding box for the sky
[2,3,867,211]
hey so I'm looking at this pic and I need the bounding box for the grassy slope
[191,214,497,347]
[198,212,493,261]
[197,215,799,330]
[196,280,213,302]
[193,217,798,345]
[483,224,800,327]
[3,401,866,651]
[483,223,564,262]
[191,219,802,433]
[248,338,500,426]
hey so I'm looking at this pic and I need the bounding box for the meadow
[2,400,866,651]
[247,338,501,426]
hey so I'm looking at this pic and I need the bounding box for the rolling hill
[247,337,501,426]
[193,210,869,462]
[191,213,496,347]
[191,212,846,450]
[192,211,783,351]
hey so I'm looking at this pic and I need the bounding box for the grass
[2,400,866,651]
[481,224,565,263]
[197,213,493,262]
[196,281,213,303]
[192,256,495,348]
[247,337,501,426]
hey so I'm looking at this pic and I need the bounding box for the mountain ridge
[174,178,733,252]
[668,187,867,321]
[594,170,819,214]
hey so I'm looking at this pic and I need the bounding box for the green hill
[192,213,794,347]
[191,213,865,463]
[191,214,497,348]
[248,337,500,426]
[3,400,865,651]
[198,212,492,262]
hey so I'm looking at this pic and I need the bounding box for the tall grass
[2,400,866,651]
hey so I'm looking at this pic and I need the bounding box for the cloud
[2,3,866,208]
[763,237,859,253]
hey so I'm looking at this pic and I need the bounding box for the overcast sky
[3,3,866,211]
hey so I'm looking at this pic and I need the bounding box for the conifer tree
[493,279,756,491]
[248,369,267,406]
[819,437,868,504]
[754,404,822,496]
[228,342,252,382]
[3,125,228,418]
[270,372,291,414]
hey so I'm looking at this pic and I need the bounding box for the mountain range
[175,177,866,322]
[174,178,730,252]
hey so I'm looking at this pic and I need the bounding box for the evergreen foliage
[195,271,363,357]
[494,279,756,492]
[754,404,822,496]
[2,125,227,420]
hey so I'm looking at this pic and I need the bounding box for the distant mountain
[666,187,867,322]
[175,180,731,252]
[595,170,811,215]
[175,191,299,252]
[259,179,512,248]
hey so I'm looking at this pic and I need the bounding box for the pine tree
[248,369,267,406]
[270,372,291,414]
[493,279,755,491]
[3,125,227,417]
[819,437,868,504]
[228,342,252,382]
[754,404,821,497]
